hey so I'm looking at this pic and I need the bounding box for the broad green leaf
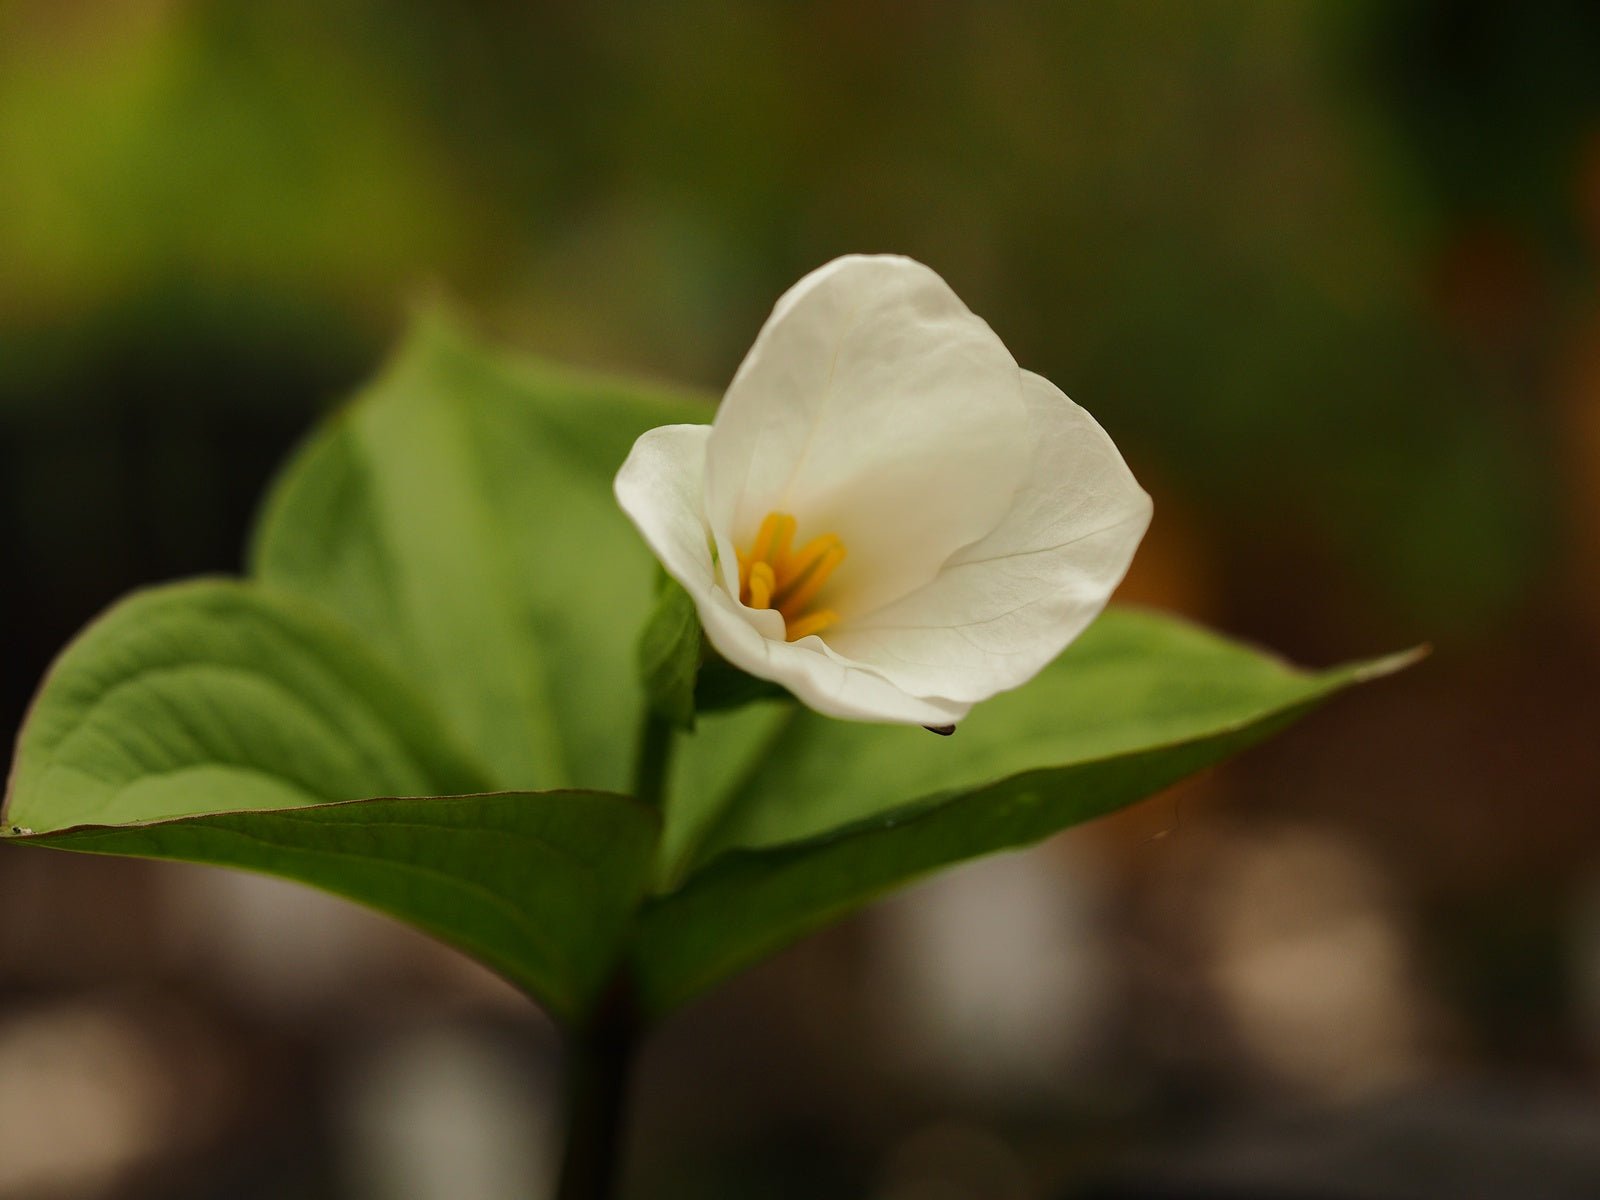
[9,791,656,1023]
[632,623,1418,1017]
[655,700,790,891]
[1,578,659,1021]
[4,579,490,831]
[247,309,785,881]
[249,309,715,794]
[637,574,701,732]
[682,608,1405,864]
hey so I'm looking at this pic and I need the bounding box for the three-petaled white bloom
[615,254,1152,727]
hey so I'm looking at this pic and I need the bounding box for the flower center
[736,511,846,641]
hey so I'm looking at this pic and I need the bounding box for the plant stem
[631,707,675,812]
[555,976,639,1200]
[554,708,673,1198]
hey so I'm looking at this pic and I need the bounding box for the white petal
[615,422,967,726]
[696,598,972,726]
[826,371,1152,704]
[613,422,721,600]
[704,255,1031,618]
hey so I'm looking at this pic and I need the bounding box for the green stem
[554,707,674,1199]
[631,707,675,812]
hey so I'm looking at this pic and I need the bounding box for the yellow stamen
[772,534,841,602]
[737,511,848,641]
[776,540,846,621]
[784,609,838,641]
[749,512,796,572]
[746,560,776,609]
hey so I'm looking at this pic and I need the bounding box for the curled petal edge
[615,423,970,726]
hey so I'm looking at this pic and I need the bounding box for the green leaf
[246,307,775,886]
[631,615,1419,1017]
[637,573,701,732]
[654,700,791,892]
[11,791,657,1023]
[249,307,714,795]
[4,579,490,830]
[682,608,1409,863]
[1,577,658,1021]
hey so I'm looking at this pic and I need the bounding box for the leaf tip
[1353,643,1430,683]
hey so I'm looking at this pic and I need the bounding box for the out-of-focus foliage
[0,1,1580,661]
[0,3,476,324]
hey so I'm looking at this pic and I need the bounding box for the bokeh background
[3,1,1599,1196]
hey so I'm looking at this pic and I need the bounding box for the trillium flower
[614,255,1152,727]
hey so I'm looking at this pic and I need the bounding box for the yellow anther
[776,539,846,621]
[746,560,776,609]
[772,533,841,600]
[749,512,796,571]
[738,511,847,641]
[784,609,838,641]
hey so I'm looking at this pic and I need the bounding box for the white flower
[614,254,1152,727]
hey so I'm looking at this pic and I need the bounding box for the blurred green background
[2,2,1598,1197]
